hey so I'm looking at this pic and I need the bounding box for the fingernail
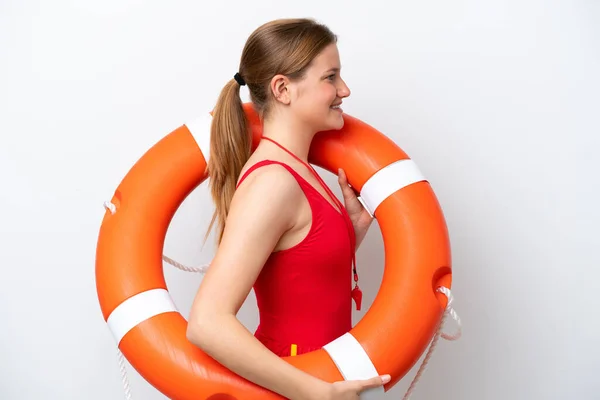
[381,374,391,384]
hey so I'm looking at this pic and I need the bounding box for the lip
[330,103,343,112]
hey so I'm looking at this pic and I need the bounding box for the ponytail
[204,18,337,245]
[205,79,251,244]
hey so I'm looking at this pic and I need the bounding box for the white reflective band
[360,159,426,217]
[185,113,213,162]
[107,289,178,345]
[323,332,383,398]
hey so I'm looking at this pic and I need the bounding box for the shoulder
[236,161,302,202]
[230,161,303,226]
[237,160,299,185]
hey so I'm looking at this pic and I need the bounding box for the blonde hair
[206,18,337,243]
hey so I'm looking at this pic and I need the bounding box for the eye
[326,74,336,81]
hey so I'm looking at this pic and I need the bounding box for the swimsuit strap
[261,137,344,212]
[260,136,359,286]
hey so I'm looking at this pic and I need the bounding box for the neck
[261,114,315,163]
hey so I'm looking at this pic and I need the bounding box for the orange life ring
[95,103,452,399]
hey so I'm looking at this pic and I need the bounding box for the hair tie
[233,72,246,86]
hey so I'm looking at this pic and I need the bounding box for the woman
[186,18,390,399]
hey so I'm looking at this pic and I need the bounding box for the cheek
[295,85,335,119]
[325,84,337,100]
[301,90,327,112]
[316,86,336,109]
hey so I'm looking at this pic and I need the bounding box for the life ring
[95,103,453,399]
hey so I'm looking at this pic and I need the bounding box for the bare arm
[186,165,329,400]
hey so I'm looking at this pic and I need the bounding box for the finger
[337,168,347,185]
[337,169,357,197]
[358,375,391,391]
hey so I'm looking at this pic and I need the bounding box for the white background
[1,1,598,399]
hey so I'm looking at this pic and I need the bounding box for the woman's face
[283,43,351,133]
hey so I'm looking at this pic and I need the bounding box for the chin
[312,112,345,133]
[329,115,345,131]
[318,123,343,133]
[317,115,343,132]
[331,121,344,131]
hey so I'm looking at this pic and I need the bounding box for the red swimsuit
[235,137,360,357]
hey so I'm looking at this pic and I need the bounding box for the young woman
[186,18,390,400]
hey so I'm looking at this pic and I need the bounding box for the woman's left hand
[337,168,374,231]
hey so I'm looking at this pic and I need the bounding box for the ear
[269,74,291,105]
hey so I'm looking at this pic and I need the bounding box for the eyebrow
[324,67,340,74]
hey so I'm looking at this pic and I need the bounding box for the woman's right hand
[312,374,391,400]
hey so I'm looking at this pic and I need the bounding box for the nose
[338,78,351,98]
